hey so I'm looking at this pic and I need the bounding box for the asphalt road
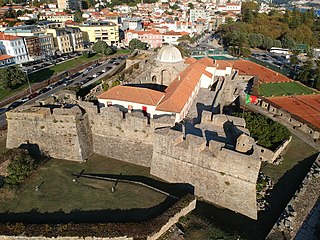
[0,58,122,128]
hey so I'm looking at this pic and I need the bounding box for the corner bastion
[151,114,261,219]
[6,104,93,161]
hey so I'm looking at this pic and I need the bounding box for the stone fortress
[6,46,262,220]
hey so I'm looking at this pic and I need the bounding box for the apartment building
[39,12,75,22]
[78,21,119,46]
[4,25,55,58]
[0,33,29,64]
[189,8,207,23]
[0,54,15,67]
[46,28,72,54]
[24,36,42,61]
[66,27,84,52]
[125,30,163,49]
[122,18,143,31]
[57,0,81,10]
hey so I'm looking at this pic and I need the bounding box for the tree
[4,149,35,185]
[281,35,295,49]
[290,53,299,66]
[273,39,282,48]
[248,33,263,48]
[296,60,313,83]
[188,2,194,9]
[0,66,26,90]
[129,39,148,50]
[234,111,290,149]
[262,37,274,50]
[242,8,254,23]
[74,10,85,23]
[82,51,91,58]
[92,40,116,56]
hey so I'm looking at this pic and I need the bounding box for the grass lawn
[0,153,166,214]
[261,135,318,184]
[259,82,317,97]
[29,54,101,83]
[0,55,101,102]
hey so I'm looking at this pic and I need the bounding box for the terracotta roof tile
[156,62,206,113]
[184,57,197,64]
[0,54,13,61]
[98,85,165,106]
[0,33,20,40]
[215,59,233,69]
[197,57,215,67]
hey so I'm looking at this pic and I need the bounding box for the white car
[20,97,29,103]
[92,73,98,78]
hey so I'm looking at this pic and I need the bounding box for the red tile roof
[156,62,206,113]
[267,95,320,129]
[0,33,20,40]
[0,54,13,61]
[215,59,233,70]
[184,57,197,64]
[98,85,165,106]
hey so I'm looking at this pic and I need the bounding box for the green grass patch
[0,55,101,102]
[0,153,166,213]
[29,54,101,83]
[259,81,317,97]
[261,135,318,184]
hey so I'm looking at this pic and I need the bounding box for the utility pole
[24,71,32,94]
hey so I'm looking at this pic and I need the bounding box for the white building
[98,46,233,122]
[0,33,29,64]
[189,8,207,23]
[163,31,189,45]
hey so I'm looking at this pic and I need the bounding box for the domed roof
[157,45,183,63]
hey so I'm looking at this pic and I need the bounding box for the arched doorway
[152,75,157,82]
[161,70,171,85]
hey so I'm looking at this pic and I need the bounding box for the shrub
[4,149,36,185]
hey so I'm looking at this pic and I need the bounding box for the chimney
[178,75,181,81]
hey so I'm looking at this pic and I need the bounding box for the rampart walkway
[244,103,320,150]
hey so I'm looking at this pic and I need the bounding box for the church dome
[157,45,183,63]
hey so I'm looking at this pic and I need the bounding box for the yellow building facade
[77,21,119,46]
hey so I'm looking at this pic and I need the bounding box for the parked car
[71,72,81,78]
[7,101,23,110]
[39,87,49,94]
[0,108,7,115]
[28,92,39,100]
[20,96,29,103]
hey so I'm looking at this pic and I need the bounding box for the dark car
[80,79,89,85]
[39,87,49,94]
[0,108,7,115]
[7,101,23,110]
[71,72,81,78]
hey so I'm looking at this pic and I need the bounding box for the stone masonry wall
[150,128,261,219]
[6,106,93,161]
[79,102,175,167]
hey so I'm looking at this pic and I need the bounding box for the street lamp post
[24,71,32,94]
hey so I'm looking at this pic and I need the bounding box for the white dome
[157,45,183,63]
